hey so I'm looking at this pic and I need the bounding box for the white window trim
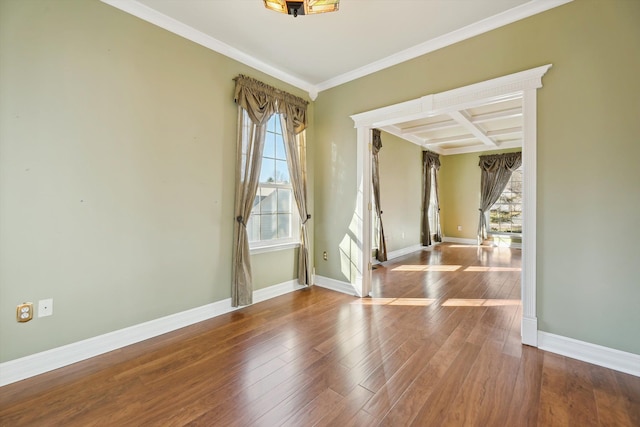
[250,240,300,255]
[249,182,300,250]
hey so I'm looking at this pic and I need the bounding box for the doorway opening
[351,64,552,346]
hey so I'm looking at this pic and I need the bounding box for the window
[489,166,522,234]
[247,114,299,249]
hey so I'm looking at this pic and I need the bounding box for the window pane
[259,187,277,214]
[263,132,276,159]
[274,114,282,134]
[275,160,289,183]
[251,194,261,215]
[260,159,276,183]
[277,214,291,239]
[261,214,277,240]
[247,215,260,242]
[277,188,292,213]
[275,135,287,160]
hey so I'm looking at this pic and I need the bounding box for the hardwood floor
[1,243,639,426]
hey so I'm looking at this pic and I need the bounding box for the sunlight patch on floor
[463,266,521,272]
[392,265,461,272]
[442,299,521,307]
[351,298,436,306]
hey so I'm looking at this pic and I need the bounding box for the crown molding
[316,0,571,92]
[102,0,570,99]
[350,64,552,129]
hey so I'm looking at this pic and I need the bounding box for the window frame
[248,114,300,253]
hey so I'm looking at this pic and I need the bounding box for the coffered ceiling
[380,95,523,155]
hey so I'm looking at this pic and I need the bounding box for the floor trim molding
[442,237,477,245]
[0,280,305,386]
[386,244,424,261]
[314,275,358,296]
[538,331,640,377]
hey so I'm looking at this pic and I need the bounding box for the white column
[355,126,372,297]
[521,88,538,346]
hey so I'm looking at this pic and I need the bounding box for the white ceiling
[101,0,568,154]
[103,0,569,98]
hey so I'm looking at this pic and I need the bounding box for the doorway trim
[350,64,552,346]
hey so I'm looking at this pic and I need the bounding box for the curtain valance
[479,151,521,172]
[233,74,308,132]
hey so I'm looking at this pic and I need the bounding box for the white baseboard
[442,237,477,245]
[0,280,305,387]
[314,275,358,296]
[387,244,424,261]
[254,279,306,303]
[538,331,640,377]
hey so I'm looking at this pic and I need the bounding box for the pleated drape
[280,100,312,286]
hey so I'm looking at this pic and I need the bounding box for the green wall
[314,0,640,354]
[439,148,520,240]
[2,0,639,364]
[0,0,312,362]
[378,132,422,253]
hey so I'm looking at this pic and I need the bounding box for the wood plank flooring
[1,243,639,426]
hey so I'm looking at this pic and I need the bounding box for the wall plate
[38,299,53,317]
[17,303,34,322]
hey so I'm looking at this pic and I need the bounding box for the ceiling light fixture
[263,0,340,18]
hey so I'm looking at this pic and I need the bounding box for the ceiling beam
[401,119,458,135]
[378,125,434,150]
[448,110,496,146]
[471,107,522,124]
[424,133,477,146]
[487,126,522,138]
[440,139,521,156]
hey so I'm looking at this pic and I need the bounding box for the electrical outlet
[38,298,53,317]
[457,225,463,231]
[323,251,328,261]
[17,302,34,322]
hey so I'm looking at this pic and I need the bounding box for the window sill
[250,241,300,255]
